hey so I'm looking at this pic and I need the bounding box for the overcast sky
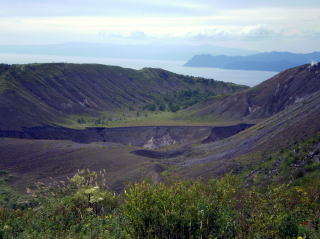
[1,0,320,52]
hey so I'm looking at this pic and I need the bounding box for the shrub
[0,171,319,238]
[122,175,239,239]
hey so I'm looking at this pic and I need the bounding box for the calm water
[0,53,277,87]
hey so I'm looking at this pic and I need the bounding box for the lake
[0,53,277,87]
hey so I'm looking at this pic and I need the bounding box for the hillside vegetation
[0,165,319,239]
[0,63,247,130]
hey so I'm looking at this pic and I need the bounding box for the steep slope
[176,89,320,178]
[185,52,320,71]
[191,63,320,121]
[0,63,247,130]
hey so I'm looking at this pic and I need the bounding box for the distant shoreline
[185,52,320,72]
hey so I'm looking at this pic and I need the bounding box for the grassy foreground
[0,169,319,239]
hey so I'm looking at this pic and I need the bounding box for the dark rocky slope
[177,89,320,178]
[190,63,320,121]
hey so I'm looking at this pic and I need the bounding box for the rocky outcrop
[0,124,253,149]
[202,123,254,143]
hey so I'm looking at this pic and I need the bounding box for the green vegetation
[0,65,10,86]
[0,63,247,130]
[0,77,7,94]
[0,171,24,209]
[143,89,216,113]
[63,110,239,129]
[238,133,320,188]
[0,169,319,238]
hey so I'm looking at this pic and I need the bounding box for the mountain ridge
[185,51,320,72]
[0,63,247,130]
[176,89,320,179]
[189,63,320,121]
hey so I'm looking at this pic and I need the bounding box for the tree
[158,103,166,111]
[168,102,180,112]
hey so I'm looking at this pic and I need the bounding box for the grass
[2,171,319,238]
[0,170,26,208]
[60,110,240,129]
[232,133,320,187]
[0,72,11,94]
[0,81,6,94]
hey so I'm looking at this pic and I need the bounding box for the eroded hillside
[191,63,320,121]
[0,63,247,130]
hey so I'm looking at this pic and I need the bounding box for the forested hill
[185,51,320,72]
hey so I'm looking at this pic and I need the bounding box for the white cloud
[0,5,319,52]
[239,25,280,40]
[2,0,320,18]
[187,25,279,41]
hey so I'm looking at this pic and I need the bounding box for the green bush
[143,104,157,111]
[122,176,238,239]
[0,171,319,238]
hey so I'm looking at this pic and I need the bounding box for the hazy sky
[1,0,320,52]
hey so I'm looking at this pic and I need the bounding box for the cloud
[2,0,320,18]
[240,25,280,40]
[0,2,319,53]
[187,25,280,42]
[0,0,212,17]
[97,31,150,44]
[128,31,148,40]
[302,30,320,40]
